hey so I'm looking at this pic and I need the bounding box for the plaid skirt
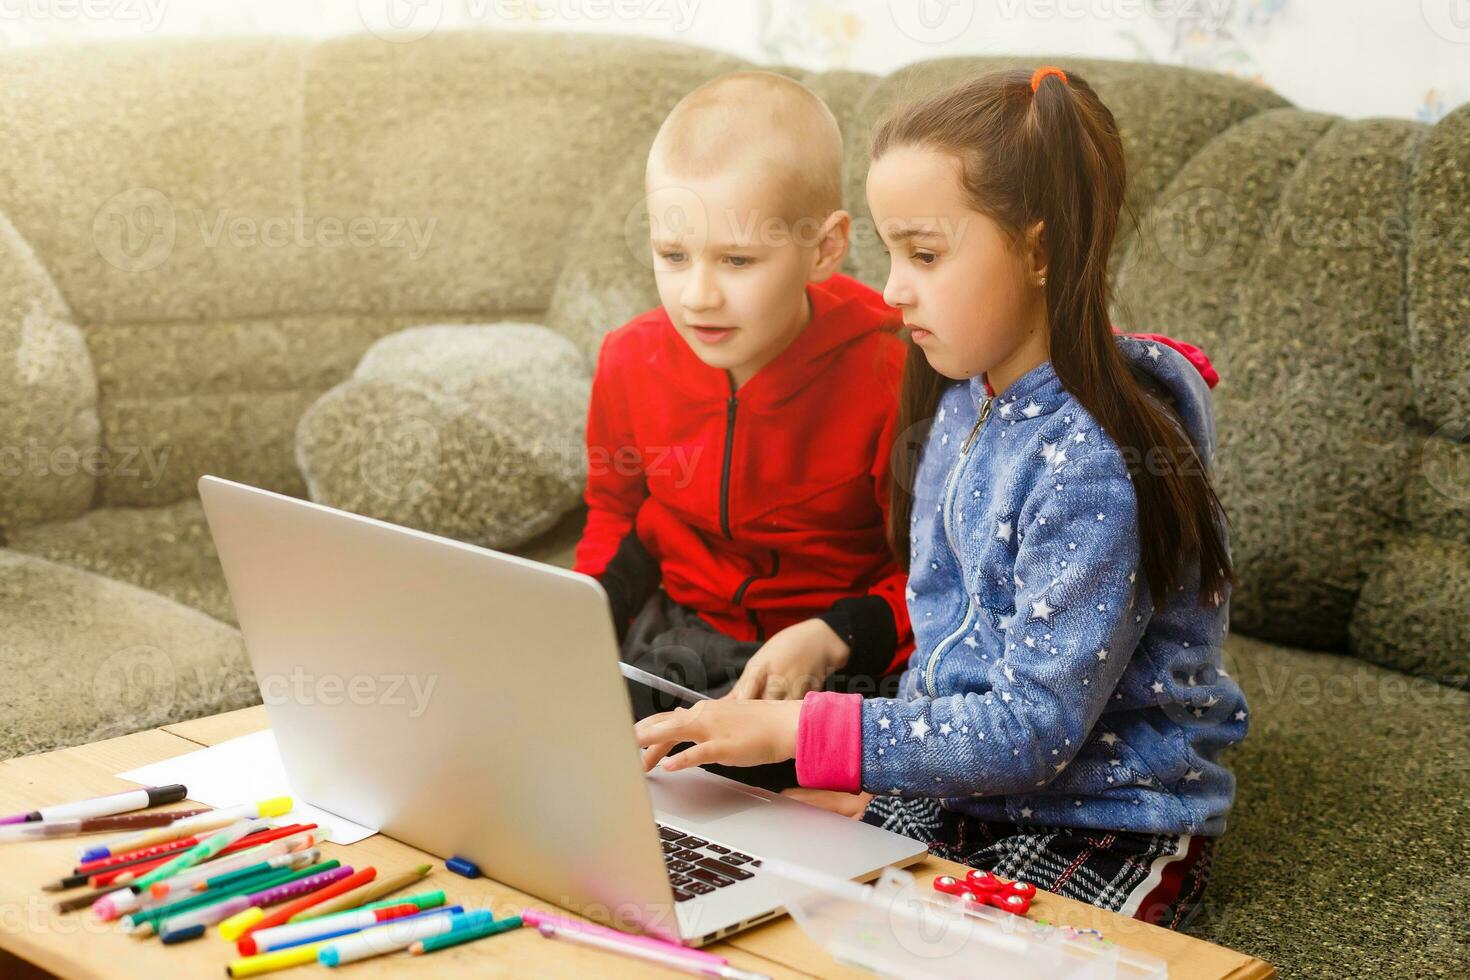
[862,796,1215,930]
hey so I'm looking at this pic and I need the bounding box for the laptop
[197,476,927,946]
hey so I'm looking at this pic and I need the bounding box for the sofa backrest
[0,31,746,515]
[1112,102,1469,684]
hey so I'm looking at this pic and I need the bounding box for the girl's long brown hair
[876,68,1232,610]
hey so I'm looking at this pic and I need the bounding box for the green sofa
[0,31,1465,979]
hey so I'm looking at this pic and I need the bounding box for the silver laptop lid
[197,476,682,941]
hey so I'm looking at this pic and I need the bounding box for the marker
[293,888,446,928]
[0,785,187,826]
[149,852,318,905]
[79,796,292,862]
[159,922,206,944]
[217,866,355,941]
[534,919,771,979]
[411,914,523,954]
[238,867,377,938]
[0,807,211,843]
[124,860,336,933]
[172,835,322,895]
[318,910,492,967]
[521,907,730,969]
[125,866,317,938]
[42,828,267,899]
[282,863,429,922]
[146,835,321,901]
[227,942,328,978]
[286,863,432,922]
[146,862,346,937]
[225,907,455,978]
[94,819,271,920]
[242,903,459,956]
[120,849,334,929]
[128,818,271,892]
[52,826,311,909]
[445,855,480,878]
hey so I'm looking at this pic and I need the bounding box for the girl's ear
[808,209,852,282]
[1025,219,1049,286]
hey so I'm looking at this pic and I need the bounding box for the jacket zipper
[719,373,738,539]
[720,372,774,640]
[925,395,993,696]
[732,550,779,642]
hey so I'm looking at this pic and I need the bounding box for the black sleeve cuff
[596,530,661,642]
[816,594,898,682]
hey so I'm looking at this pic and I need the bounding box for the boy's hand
[780,787,875,819]
[727,618,851,701]
[635,699,803,773]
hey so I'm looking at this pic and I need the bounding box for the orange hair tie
[1030,66,1069,93]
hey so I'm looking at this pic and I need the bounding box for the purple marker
[158,867,355,935]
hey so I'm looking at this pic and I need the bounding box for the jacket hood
[970,333,1219,466]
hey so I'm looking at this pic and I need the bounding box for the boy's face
[645,163,847,387]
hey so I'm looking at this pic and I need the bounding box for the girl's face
[866,145,1049,390]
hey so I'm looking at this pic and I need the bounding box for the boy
[575,71,912,716]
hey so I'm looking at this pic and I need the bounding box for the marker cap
[258,797,294,819]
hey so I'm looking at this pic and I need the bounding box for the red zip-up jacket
[575,273,913,677]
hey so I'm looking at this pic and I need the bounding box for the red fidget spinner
[932,869,1037,915]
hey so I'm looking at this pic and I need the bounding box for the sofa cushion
[1407,103,1470,431]
[9,496,588,633]
[296,323,590,551]
[1347,103,1470,685]
[1196,635,1470,977]
[0,212,98,531]
[7,499,237,626]
[1117,110,1433,655]
[0,550,256,760]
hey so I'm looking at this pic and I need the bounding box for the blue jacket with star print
[865,334,1247,836]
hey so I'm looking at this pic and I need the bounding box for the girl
[633,66,1247,928]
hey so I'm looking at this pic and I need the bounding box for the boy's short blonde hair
[647,71,845,223]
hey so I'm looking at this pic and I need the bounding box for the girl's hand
[781,788,875,819]
[727,618,851,701]
[634,699,804,773]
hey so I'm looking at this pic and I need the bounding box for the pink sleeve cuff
[795,692,864,793]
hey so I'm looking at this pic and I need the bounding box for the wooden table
[0,707,1274,979]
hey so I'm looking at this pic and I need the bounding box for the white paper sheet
[117,730,378,845]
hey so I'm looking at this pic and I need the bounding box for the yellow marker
[226,941,323,977]
[219,906,266,942]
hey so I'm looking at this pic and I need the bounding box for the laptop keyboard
[657,823,763,902]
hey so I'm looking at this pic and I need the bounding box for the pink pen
[520,908,727,967]
[529,916,770,980]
